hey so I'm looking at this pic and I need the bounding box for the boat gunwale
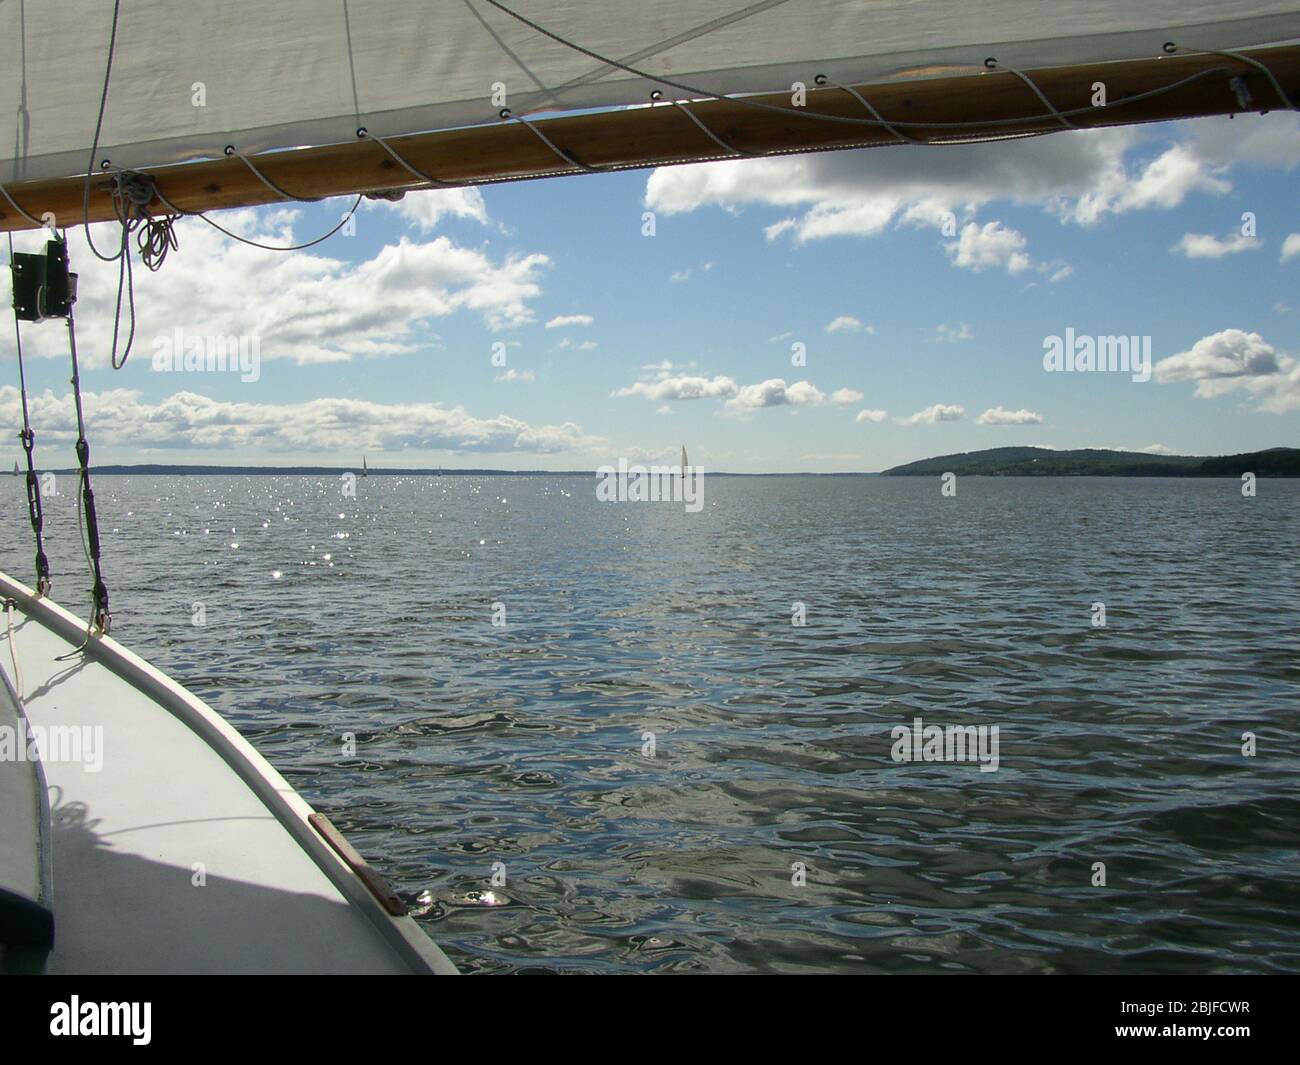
[0,568,457,975]
[0,628,55,965]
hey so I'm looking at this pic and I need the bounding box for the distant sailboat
[681,446,688,471]
[10,461,17,476]
[361,456,368,478]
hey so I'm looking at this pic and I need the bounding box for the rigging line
[96,170,155,370]
[983,58,1079,130]
[72,0,174,372]
[92,169,178,370]
[357,128,463,188]
[512,113,609,172]
[669,99,762,157]
[0,183,44,228]
[135,208,179,271]
[480,1,1236,133]
[62,293,111,640]
[151,186,363,252]
[1164,42,1298,111]
[81,0,125,263]
[226,147,324,203]
[816,75,922,144]
[108,170,178,272]
[8,235,34,432]
[7,232,51,596]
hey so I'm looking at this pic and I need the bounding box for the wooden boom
[2,45,1297,232]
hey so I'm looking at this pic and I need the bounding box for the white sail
[4,1,1299,185]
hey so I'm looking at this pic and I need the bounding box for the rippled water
[2,473,1298,973]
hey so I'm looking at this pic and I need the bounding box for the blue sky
[3,110,1298,472]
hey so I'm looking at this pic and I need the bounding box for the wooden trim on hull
[2,45,1297,232]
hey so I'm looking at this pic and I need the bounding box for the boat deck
[0,571,455,974]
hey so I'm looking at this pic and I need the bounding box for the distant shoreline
[10,465,873,477]
[880,446,1300,478]
[4,445,1296,478]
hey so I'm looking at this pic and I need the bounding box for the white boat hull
[0,570,456,974]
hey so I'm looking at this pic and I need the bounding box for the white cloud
[1154,328,1300,413]
[0,386,599,454]
[900,403,965,426]
[646,126,1150,239]
[640,360,697,380]
[615,375,739,402]
[668,261,714,283]
[1179,112,1300,170]
[494,368,535,383]
[1172,232,1261,259]
[10,210,548,368]
[643,114,1300,263]
[934,322,973,343]
[764,218,799,241]
[768,331,792,343]
[855,408,888,423]
[977,406,1044,426]
[617,370,854,414]
[545,314,594,329]
[1083,143,1230,220]
[1282,233,1300,263]
[724,378,826,413]
[946,221,1031,274]
[826,315,871,334]
[1154,329,1280,387]
[376,187,489,230]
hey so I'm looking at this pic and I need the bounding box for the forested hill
[880,447,1300,476]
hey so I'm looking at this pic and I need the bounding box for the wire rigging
[1,184,43,228]
[63,283,112,641]
[151,185,363,252]
[7,232,51,597]
[81,0,125,265]
[357,127,463,189]
[816,75,923,145]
